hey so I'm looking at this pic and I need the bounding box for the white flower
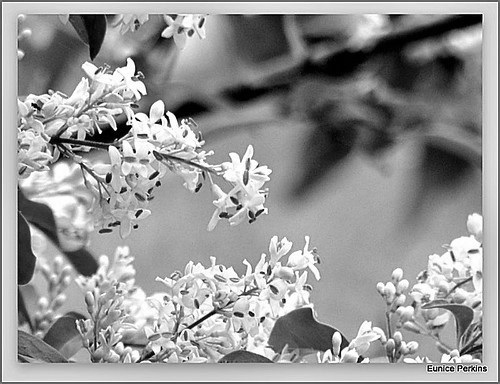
[467,213,483,241]
[113,14,149,34]
[161,14,207,49]
[286,236,321,280]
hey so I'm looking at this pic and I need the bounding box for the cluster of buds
[33,256,72,336]
[76,280,140,363]
[18,58,272,238]
[75,247,144,363]
[376,267,410,312]
[384,331,419,363]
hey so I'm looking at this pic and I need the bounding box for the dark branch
[221,15,482,102]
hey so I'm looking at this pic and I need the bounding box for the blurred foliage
[18,14,482,226]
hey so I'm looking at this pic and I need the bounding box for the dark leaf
[218,350,273,363]
[421,300,475,348]
[18,212,37,285]
[290,119,357,198]
[18,288,34,331]
[64,248,99,277]
[407,139,477,222]
[68,15,107,60]
[43,312,86,359]
[18,330,69,363]
[268,307,349,353]
[18,189,98,276]
[18,189,59,246]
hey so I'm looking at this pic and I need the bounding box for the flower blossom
[161,14,207,49]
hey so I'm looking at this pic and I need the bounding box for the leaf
[18,189,59,245]
[218,350,274,363]
[18,212,37,285]
[18,330,69,363]
[18,288,34,331]
[63,248,99,277]
[18,189,98,276]
[68,15,107,60]
[421,300,474,347]
[267,307,349,353]
[43,312,86,359]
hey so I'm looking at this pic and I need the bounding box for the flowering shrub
[17,14,483,365]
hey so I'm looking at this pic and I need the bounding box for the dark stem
[50,137,111,150]
[220,15,482,102]
[186,309,218,330]
[444,276,473,298]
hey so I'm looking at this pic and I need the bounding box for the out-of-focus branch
[221,15,482,102]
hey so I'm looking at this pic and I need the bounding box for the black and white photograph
[3,3,498,382]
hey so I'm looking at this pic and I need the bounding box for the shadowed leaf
[218,350,274,363]
[18,212,37,285]
[268,307,349,353]
[43,312,86,359]
[421,300,475,348]
[68,15,107,60]
[18,330,69,363]
[18,189,98,276]
[18,288,34,331]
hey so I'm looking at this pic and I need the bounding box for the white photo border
[2,2,498,382]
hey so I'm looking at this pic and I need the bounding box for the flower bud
[49,274,59,289]
[53,293,67,309]
[395,306,405,317]
[391,268,404,283]
[37,297,49,310]
[400,306,415,323]
[396,279,409,294]
[467,213,482,240]
[384,282,396,303]
[385,338,395,355]
[60,275,72,289]
[114,342,124,355]
[395,294,406,307]
[38,320,50,330]
[376,282,385,296]
[85,291,95,312]
[53,256,64,274]
[61,265,72,278]
[402,321,421,334]
[393,331,402,346]
[449,349,460,358]
[332,332,343,356]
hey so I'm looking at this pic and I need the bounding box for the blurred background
[18,14,482,361]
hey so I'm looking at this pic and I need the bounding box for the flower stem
[50,136,111,150]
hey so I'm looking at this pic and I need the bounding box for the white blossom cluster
[17,59,271,238]
[74,236,321,363]
[375,214,483,363]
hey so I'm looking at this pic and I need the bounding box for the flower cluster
[375,214,483,363]
[32,256,73,337]
[75,246,144,363]
[72,236,319,363]
[17,59,271,238]
[161,14,207,49]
